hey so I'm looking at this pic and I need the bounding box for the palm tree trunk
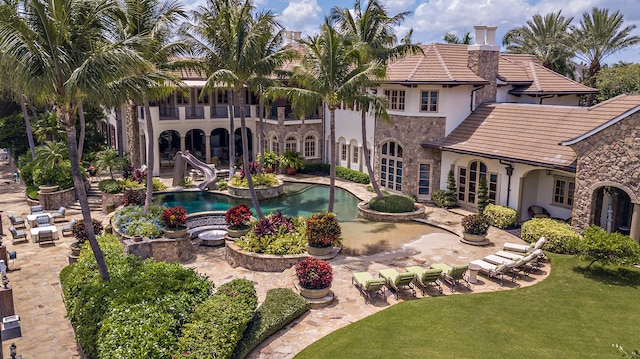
[361,109,384,198]
[61,109,110,281]
[228,90,235,179]
[237,89,264,219]
[20,95,36,160]
[258,99,265,172]
[127,100,141,168]
[77,101,86,161]
[328,108,336,213]
[143,97,154,209]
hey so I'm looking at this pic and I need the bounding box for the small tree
[579,225,640,269]
[444,169,458,207]
[477,176,489,214]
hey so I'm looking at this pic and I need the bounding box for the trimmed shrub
[579,225,640,269]
[432,189,447,208]
[484,204,518,229]
[300,163,330,175]
[99,178,123,194]
[335,166,369,184]
[521,218,582,254]
[152,178,167,191]
[174,279,257,359]
[368,195,415,213]
[232,288,309,359]
[461,213,490,235]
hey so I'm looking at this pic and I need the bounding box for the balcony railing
[232,105,252,118]
[159,107,179,120]
[211,106,229,118]
[185,106,204,119]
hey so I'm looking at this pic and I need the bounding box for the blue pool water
[153,182,361,221]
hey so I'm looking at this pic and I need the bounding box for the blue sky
[185,0,640,64]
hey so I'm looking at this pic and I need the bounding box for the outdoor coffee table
[30,225,59,243]
[198,229,227,246]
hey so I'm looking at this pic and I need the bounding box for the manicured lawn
[295,254,640,358]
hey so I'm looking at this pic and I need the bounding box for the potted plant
[70,219,103,262]
[280,150,305,175]
[161,205,188,239]
[306,212,342,256]
[295,256,333,299]
[257,151,280,173]
[225,204,253,238]
[460,213,490,245]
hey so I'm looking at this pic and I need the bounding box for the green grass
[295,254,640,359]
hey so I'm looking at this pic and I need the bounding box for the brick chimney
[468,25,499,108]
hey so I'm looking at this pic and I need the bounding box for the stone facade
[468,49,499,106]
[569,112,640,233]
[38,187,77,210]
[262,106,323,163]
[373,114,446,198]
[123,236,194,262]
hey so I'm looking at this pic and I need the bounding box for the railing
[185,106,204,119]
[159,107,179,120]
[232,105,252,118]
[211,107,229,118]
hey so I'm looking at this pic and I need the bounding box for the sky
[184,0,640,65]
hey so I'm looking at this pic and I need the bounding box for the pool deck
[0,165,548,358]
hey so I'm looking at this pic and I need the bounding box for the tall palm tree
[184,0,292,219]
[443,31,472,44]
[502,11,575,76]
[572,7,640,104]
[330,0,419,199]
[115,0,188,208]
[267,17,384,212]
[0,0,149,280]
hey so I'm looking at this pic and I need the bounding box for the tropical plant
[161,206,187,229]
[120,188,146,206]
[112,205,165,238]
[595,63,640,102]
[461,213,490,235]
[239,161,263,179]
[96,148,125,180]
[306,212,342,248]
[256,150,281,171]
[71,219,104,247]
[236,212,307,255]
[443,31,472,44]
[280,150,305,171]
[295,257,333,289]
[34,141,68,170]
[225,204,253,230]
[502,11,575,76]
[572,7,640,104]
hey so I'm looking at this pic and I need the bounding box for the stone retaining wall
[225,240,306,272]
[123,236,193,262]
[227,182,284,199]
[357,202,427,222]
[101,193,124,213]
[38,187,76,210]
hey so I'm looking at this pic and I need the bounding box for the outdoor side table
[468,263,482,284]
[199,229,227,246]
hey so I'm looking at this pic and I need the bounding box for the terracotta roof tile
[424,95,640,169]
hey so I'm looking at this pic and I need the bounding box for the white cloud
[382,0,416,15]
[279,0,323,35]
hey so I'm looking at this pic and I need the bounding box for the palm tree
[443,31,472,44]
[184,0,293,219]
[35,141,68,169]
[572,7,640,104]
[330,0,419,199]
[502,11,575,76]
[115,0,188,208]
[267,17,384,212]
[0,0,149,280]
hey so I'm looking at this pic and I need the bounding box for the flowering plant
[306,212,341,248]
[295,257,333,289]
[225,204,253,229]
[239,161,263,179]
[161,205,187,229]
[461,213,490,235]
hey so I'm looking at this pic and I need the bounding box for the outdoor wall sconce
[546,169,553,176]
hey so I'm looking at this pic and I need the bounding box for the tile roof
[423,95,640,169]
[503,56,597,95]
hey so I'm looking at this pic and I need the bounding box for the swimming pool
[153,182,361,221]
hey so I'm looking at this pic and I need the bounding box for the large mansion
[104,26,640,241]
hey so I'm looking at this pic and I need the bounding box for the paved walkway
[0,164,549,358]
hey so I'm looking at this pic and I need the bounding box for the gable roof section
[508,60,597,95]
[424,95,640,170]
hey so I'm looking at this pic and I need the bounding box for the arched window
[304,135,316,158]
[270,135,279,154]
[457,160,498,206]
[379,141,403,191]
[285,136,298,153]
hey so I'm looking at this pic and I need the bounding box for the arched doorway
[185,129,205,160]
[158,130,180,156]
[379,141,403,192]
[234,128,252,160]
[591,186,633,234]
[457,160,498,208]
[210,128,229,163]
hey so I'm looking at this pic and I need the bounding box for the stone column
[180,136,186,153]
[630,203,640,242]
[205,134,211,164]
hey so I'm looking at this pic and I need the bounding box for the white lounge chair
[503,237,546,254]
[469,259,516,286]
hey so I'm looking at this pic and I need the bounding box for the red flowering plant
[225,204,253,230]
[239,161,262,179]
[161,205,187,229]
[306,212,342,248]
[295,257,333,289]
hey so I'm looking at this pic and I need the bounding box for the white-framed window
[352,146,359,164]
[217,90,228,104]
[197,89,209,104]
[285,136,298,152]
[341,143,347,161]
[420,90,438,112]
[418,162,432,199]
[270,135,279,154]
[176,91,189,105]
[457,160,498,206]
[304,135,316,158]
[553,176,575,207]
[380,141,403,191]
[383,89,405,110]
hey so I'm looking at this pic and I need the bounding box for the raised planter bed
[227,181,284,200]
[225,240,307,272]
[357,202,427,222]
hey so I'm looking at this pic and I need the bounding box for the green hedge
[300,163,330,175]
[521,218,582,254]
[335,166,369,184]
[368,195,415,213]
[59,234,212,359]
[175,279,258,359]
[483,204,518,229]
[232,288,309,359]
[98,178,123,194]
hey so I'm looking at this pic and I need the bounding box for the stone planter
[286,167,297,175]
[306,245,333,256]
[132,235,144,242]
[163,227,189,239]
[461,232,490,246]
[226,227,250,239]
[357,202,427,222]
[70,244,82,257]
[227,181,284,200]
[38,185,59,193]
[298,285,331,299]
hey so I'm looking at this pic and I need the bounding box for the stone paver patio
[0,162,549,358]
